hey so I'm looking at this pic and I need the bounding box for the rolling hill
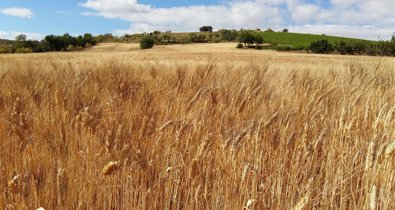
[259,31,374,48]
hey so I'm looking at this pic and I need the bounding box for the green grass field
[260,32,375,48]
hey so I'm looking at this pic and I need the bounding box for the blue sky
[1,0,394,40]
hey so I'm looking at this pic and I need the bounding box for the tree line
[0,33,96,53]
[309,39,395,56]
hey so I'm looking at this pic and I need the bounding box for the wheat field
[1,43,395,209]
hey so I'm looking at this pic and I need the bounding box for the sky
[0,0,394,40]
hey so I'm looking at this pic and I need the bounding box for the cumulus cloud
[80,0,395,40]
[81,0,283,34]
[1,7,33,19]
[0,31,43,40]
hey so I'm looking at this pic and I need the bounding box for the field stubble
[1,43,395,209]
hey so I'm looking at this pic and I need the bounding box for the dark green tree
[238,31,263,47]
[140,35,155,49]
[310,40,334,54]
[199,26,213,32]
[15,34,27,41]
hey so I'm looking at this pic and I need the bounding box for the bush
[0,47,8,54]
[15,47,33,53]
[265,28,275,33]
[189,33,208,43]
[335,41,353,55]
[140,35,155,49]
[218,29,239,41]
[310,40,334,54]
[236,43,244,49]
[66,44,75,51]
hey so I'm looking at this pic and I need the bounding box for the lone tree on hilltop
[15,34,27,41]
[199,26,213,32]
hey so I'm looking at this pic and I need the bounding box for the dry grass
[1,43,395,209]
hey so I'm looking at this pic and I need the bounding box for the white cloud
[292,4,321,21]
[80,0,395,40]
[81,0,283,34]
[0,31,44,40]
[1,7,33,19]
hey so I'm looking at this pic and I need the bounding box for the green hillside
[260,32,375,48]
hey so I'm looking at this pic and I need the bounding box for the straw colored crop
[1,43,395,209]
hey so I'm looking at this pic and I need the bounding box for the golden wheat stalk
[7,174,21,194]
[102,161,121,175]
[369,185,377,210]
[365,141,375,172]
[292,195,309,210]
[57,168,67,206]
[384,141,395,158]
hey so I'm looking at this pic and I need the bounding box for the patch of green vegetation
[260,32,374,48]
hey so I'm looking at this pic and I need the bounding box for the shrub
[15,47,33,53]
[189,33,208,43]
[335,41,354,55]
[140,35,155,49]
[310,40,334,54]
[0,47,8,53]
[236,43,244,49]
[66,44,75,51]
[218,29,239,41]
[376,41,395,56]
